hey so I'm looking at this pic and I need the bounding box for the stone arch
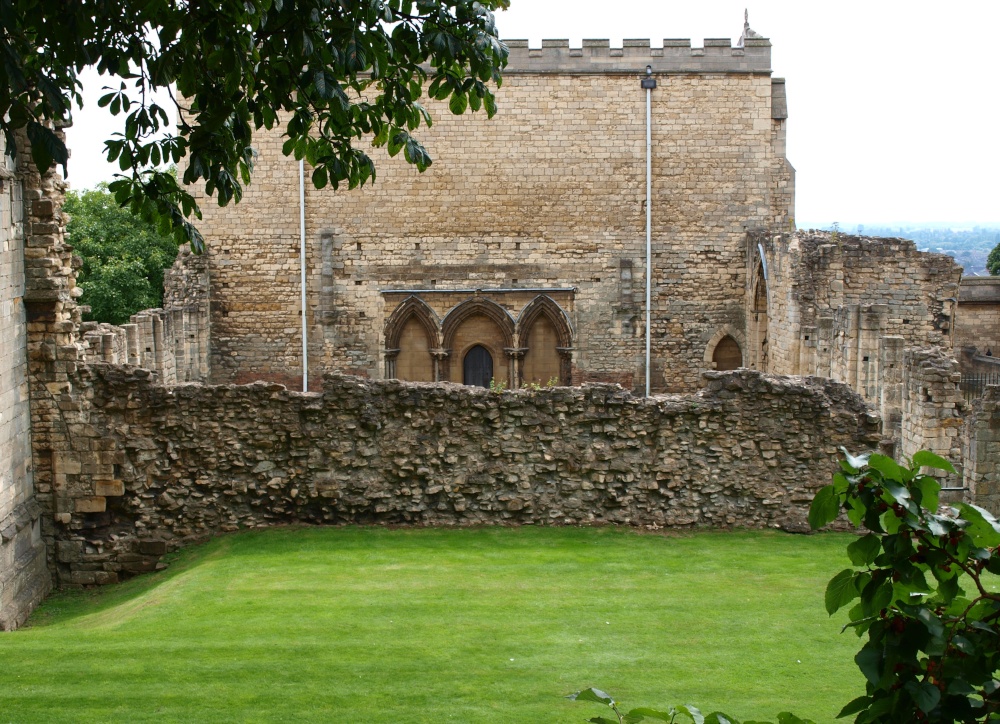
[441,297,516,385]
[748,259,770,372]
[383,296,441,381]
[516,295,574,385]
[704,325,747,371]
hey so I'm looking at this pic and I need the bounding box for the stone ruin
[3,24,1000,629]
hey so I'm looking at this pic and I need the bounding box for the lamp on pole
[640,65,656,397]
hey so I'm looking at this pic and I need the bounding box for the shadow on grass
[24,533,238,628]
[24,524,700,628]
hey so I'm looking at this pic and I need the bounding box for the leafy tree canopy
[988,243,1000,275]
[65,185,180,325]
[1,0,509,251]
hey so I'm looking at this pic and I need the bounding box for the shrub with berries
[809,449,1000,723]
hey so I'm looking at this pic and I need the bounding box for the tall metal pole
[299,159,308,392]
[641,66,656,397]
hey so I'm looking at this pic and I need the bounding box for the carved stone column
[430,348,450,382]
[383,348,400,380]
[504,348,528,388]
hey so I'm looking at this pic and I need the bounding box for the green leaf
[904,681,941,713]
[867,454,902,482]
[836,696,871,718]
[705,713,739,724]
[846,496,865,527]
[825,569,860,615]
[588,718,618,724]
[569,688,615,706]
[847,534,881,566]
[911,450,957,474]
[912,475,941,512]
[958,503,1000,547]
[854,646,881,686]
[449,91,469,115]
[777,715,816,724]
[809,485,840,530]
[676,706,705,724]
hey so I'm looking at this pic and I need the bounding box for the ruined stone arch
[748,257,770,372]
[441,297,516,385]
[704,325,746,371]
[516,295,574,385]
[383,296,441,381]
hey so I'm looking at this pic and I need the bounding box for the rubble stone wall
[0,132,51,629]
[49,368,881,584]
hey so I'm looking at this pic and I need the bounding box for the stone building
[190,22,794,393]
[0,132,51,630]
[3,21,1000,631]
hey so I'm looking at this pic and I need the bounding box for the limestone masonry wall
[964,387,1000,516]
[755,230,962,405]
[49,368,880,584]
[900,348,966,488]
[1,131,51,630]
[955,277,1000,361]
[78,249,210,383]
[190,37,793,393]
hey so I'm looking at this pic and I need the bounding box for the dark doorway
[463,345,494,388]
[713,335,743,371]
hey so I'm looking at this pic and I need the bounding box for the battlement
[502,37,771,74]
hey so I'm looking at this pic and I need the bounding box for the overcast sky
[65,0,1000,227]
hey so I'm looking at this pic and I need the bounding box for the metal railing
[960,372,1000,402]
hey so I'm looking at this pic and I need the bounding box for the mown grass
[0,527,864,723]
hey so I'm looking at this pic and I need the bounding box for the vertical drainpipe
[299,159,308,392]
[641,66,657,397]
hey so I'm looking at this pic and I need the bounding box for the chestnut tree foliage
[0,0,509,251]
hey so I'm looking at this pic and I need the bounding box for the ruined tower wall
[757,230,962,403]
[189,38,792,393]
[0,133,51,630]
[900,348,966,480]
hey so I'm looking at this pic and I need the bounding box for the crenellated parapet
[502,36,771,75]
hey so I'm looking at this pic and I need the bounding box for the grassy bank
[0,527,862,723]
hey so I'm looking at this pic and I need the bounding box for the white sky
[65,0,1000,227]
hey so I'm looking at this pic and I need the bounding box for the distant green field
[1,527,864,723]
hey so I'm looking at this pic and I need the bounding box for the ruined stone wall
[955,277,1000,361]
[189,37,792,393]
[900,348,966,489]
[1,132,52,629]
[48,368,880,584]
[757,230,962,401]
[964,386,1000,516]
[78,249,211,383]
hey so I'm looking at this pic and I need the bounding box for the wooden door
[463,345,494,388]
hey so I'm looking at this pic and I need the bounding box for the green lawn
[0,527,864,723]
